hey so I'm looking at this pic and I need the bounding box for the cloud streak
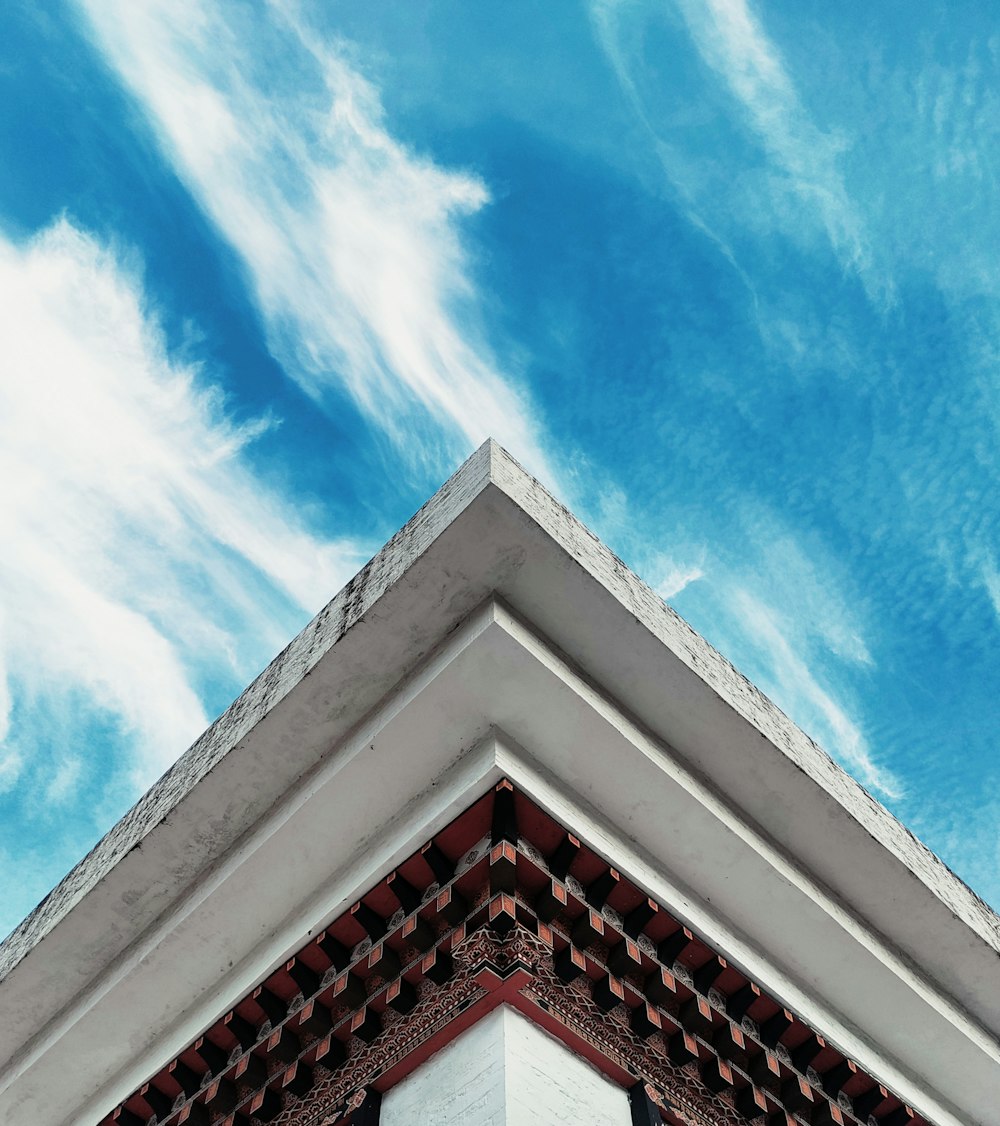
[665,509,898,799]
[730,588,898,798]
[0,217,360,794]
[591,0,888,304]
[74,0,554,482]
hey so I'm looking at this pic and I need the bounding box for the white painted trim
[493,605,999,1066]
[2,442,997,1126]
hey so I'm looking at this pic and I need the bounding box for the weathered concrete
[0,441,498,982]
[381,1005,630,1126]
[1,440,998,1125]
[5,440,995,986]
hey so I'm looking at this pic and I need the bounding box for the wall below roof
[381,1005,630,1126]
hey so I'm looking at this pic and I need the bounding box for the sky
[0,0,998,939]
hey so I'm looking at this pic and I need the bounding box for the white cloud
[0,218,360,788]
[591,0,889,305]
[658,508,896,798]
[73,0,555,484]
[982,559,1000,624]
[731,588,899,798]
[656,561,705,601]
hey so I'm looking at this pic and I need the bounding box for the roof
[93,781,942,1126]
[1,439,998,1125]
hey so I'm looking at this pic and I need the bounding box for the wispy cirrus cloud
[591,0,889,305]
[663,507,898,799]
[0,217,360,906]
[729,587,898,798]
[73,0,554,484]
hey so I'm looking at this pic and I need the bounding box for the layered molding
[3,443,996,1126]
[103,782,924,1126]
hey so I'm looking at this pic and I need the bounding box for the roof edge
[0,440,500,980]
[483,443,1000,959]
[3,437,997,989]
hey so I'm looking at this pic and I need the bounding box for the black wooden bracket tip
[623,897,658,938]
[287,957,321,998]
[351,1006,383,1045]
[748,1049,781,1090]
[298,998,334,1038]
[332,970,368,1010]
[254,985,288,1026]
[850,1085,888,1121]
[420,840,456,885]
[591,973,625,1012]
[387,977,420,1015]
[878,1108,915,1126]
[700,1056,733,1094]
[548,833,580,880]
[553,943,586,983]
[206,1077,239,1113]
[489,843,517,893]
[629,1081,665,1126]
[712,1022,746,1063]
[571,908,604,947]
[666,1030,698,1067]
[194,1035,229,1076]
[692,955,726,995]
[141,1083,176,1121]
[491,780,518,845]
[254,1086,284,1123]
[169,1059,205,1098]
[182,1102,211,1126]
[320,1035,348,1070]
[268,1026,301,1064]
[781,1076,814,1113]
[534,879,567,923]
[811,1105,846,1126]
[436,884,468,925]
[368,942,402,981]
[225,1010,260,1052]
[608,937,642,978]
[388,870,423,913]
[401,914,437,951]
[318,931,351,971]
[643,967,676,1008]
[725,981,760,1022]
[734,1084,768,1121]
[678,994,714,1035]
[351,901,388,941]
[790,1032,825,1072]
[585,867,620,910]
[421,946,454,985]
[758,1008,793,1049]
[658,926,692,967]
[488,894,517,937]
[629,1001,661,1040]
[349,1088,383,1126]
[820,1058,855,1098]
[286,1061,315,1097]
[237,1051,268,1094]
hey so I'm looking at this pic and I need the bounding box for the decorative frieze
[104,782,924,1126]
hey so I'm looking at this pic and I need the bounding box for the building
[0,441,997,1126]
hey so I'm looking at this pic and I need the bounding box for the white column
[380,1004,632,1126]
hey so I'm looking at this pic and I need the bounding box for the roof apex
[2,440,998,1125]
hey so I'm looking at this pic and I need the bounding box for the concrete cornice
[2,440,998,1125]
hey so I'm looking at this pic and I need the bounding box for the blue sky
[1,0,998,938]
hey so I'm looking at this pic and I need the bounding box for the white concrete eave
[1,440,998,1125]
